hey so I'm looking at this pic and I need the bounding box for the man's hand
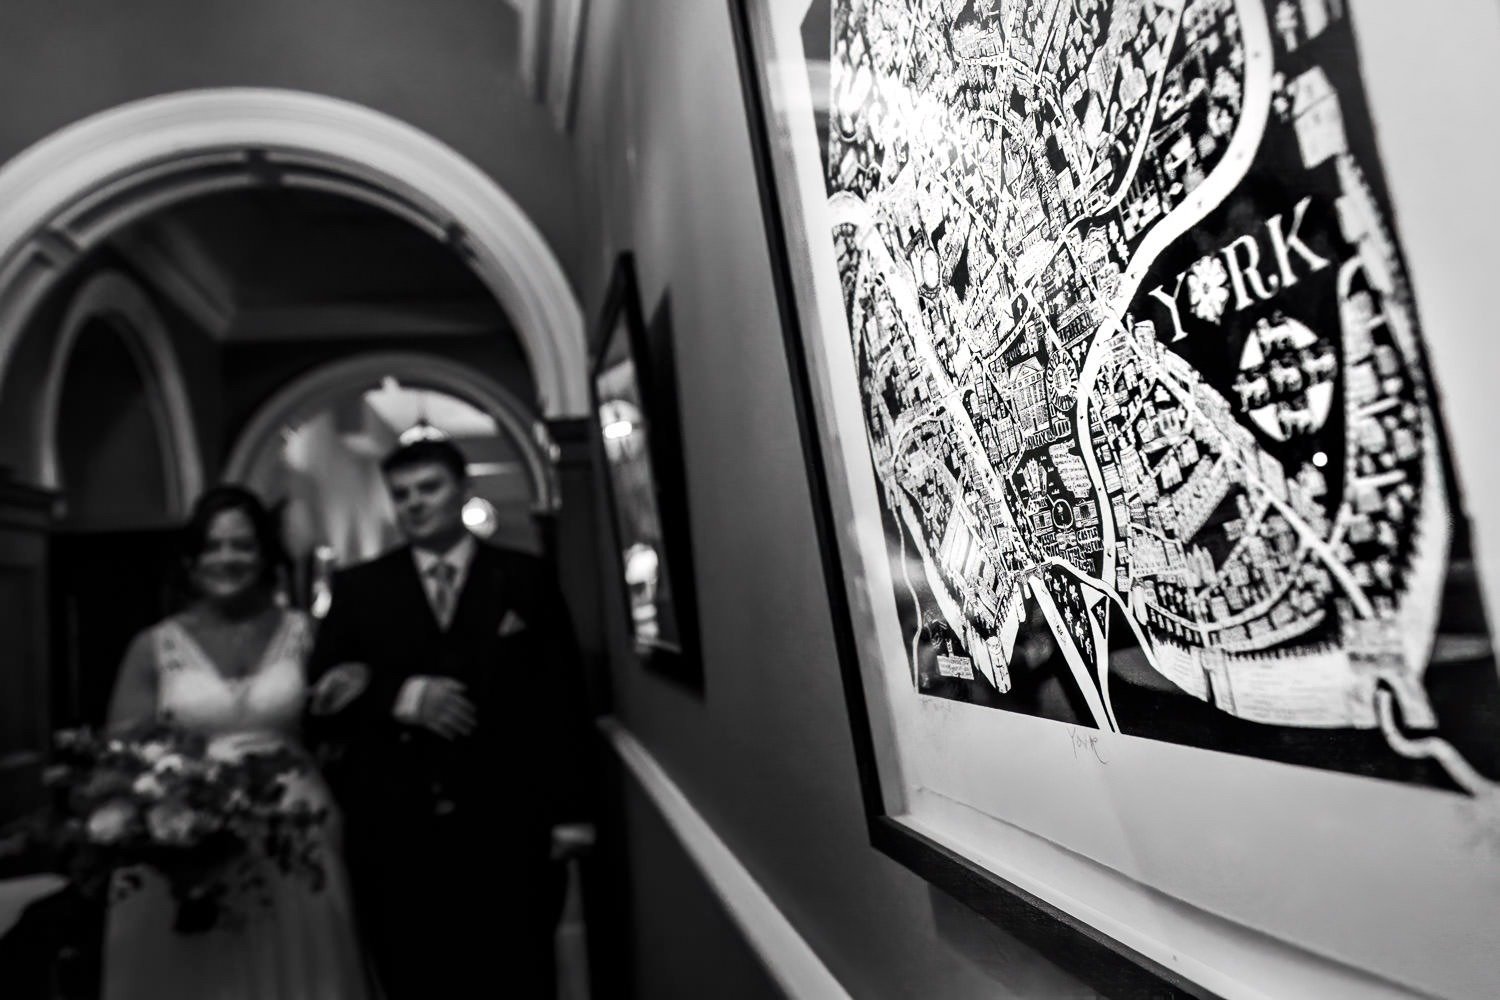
[308,663,370,715]
[412,678,477,741]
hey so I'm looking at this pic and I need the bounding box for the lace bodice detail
[153,611,312,740]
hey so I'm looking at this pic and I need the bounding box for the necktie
[428,560,458,628]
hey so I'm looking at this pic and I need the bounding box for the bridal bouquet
[43,723,330,933]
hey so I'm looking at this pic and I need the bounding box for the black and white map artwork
[829,0,1499,794]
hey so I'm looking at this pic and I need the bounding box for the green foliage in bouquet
[44,723,330,934]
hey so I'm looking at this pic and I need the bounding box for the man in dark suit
[307,437,592,998]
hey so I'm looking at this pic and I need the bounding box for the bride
[102,485,373,1000]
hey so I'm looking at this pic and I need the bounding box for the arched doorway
[0,87,588,417]
[45,276,201,727]
[225,351,555,511]
[38,270,203,515]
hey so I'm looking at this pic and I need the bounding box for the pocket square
[497,610,527,637]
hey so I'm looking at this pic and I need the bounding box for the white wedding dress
[104,610,373,1000]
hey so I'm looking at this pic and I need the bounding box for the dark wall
[572,2,1098,997]
[616,777,787,1000]
[55,320,169,528]
[49,528,178,729]
[0,0,582,280]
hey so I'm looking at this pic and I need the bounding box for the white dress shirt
[394,533,477,721]
[412,533,477,624]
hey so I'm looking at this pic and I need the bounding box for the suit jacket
[307,541,592,865]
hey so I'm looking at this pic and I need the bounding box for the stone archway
[0,87,587,418]
[222,350,557,512]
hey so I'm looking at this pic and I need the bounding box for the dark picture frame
[590,253,703,691]
[728,0,1500,996]
[723,7,1192,995]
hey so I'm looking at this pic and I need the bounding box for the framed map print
[730,0,1500,996]
[591,253,702,689]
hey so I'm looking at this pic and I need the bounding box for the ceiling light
[603,419,635,440]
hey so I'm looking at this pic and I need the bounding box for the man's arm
[306,571,395,739]
[307,570,358,683]
[308,566,474,739]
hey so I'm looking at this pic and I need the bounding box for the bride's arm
[104,631,158,733]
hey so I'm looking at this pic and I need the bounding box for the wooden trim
[600,717,851,1000]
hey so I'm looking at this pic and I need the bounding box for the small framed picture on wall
[591,253,702,690]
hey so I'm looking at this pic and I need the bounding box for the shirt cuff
[393,677,428,722]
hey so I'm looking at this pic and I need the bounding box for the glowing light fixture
[279,425,308,468]
[462,496,498,537]
[603,419,635,441]
[399,419,450,445]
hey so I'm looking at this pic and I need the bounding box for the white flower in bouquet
[131,773,167,800]
[152,753,187,776]
[206,737,245,763]
[146,802,200,846]
[207,731,281,763]
[274,771,322,814]
[136,741,170,765]
[86,800,135,844]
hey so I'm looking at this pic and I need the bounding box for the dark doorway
[49,529,177,729]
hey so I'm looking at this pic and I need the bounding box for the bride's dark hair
[177,484,291,595]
